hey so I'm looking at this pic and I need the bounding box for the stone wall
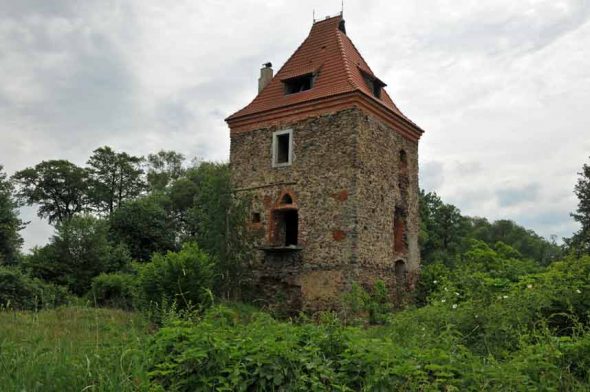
[229,107,420,312]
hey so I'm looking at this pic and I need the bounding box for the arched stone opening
[270,190,299,247]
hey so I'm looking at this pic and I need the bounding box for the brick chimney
[258,62,273,92]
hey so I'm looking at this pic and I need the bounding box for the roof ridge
[335,29,357,90]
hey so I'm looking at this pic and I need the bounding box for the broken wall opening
[394,207,407,253]
[272,209,299,246]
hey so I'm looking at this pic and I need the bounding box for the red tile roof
[226,15,423,138]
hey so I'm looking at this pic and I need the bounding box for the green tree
[25,215,130,295]
[0,166,24,264]
[568,156,590,255]
[109,193,177,262]
[12,160,88,224]
[146,150,186,191]
[167,161,253,298]
[468,217,561,265]
[87,146,145,215]
[419,190,470,265]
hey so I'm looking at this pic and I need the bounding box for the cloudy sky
[1,0,589,250]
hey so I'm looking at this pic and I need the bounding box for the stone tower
[226,15,424,312]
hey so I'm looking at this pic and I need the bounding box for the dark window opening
[252,212,261,223]
[283,73,314,94]
[276,133,290,164]
[361,72,385,99]
[395,260,407,284]
[394,207,407,253]
[272,209,298,246]
[280,193,293,205]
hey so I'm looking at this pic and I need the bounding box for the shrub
[90,272,137,310]
[137,243,214,313]
[0,266,70,310]
[24,215,132,295]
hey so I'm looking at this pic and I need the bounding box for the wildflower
[452,304,458,309]
[475,315,479,319]
[527,284,533,289]
[433,280,438,284]
[576,289,582,294]
[444,287,448,292]
[503,295,508,299]
[441,299,446,303]
[455,292,460,296]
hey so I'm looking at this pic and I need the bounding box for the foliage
[109,193,177,261]
[419,190,561,266]
[86,146,145,215]
[0,266,70,310]
[167,161,254,298]
[25,215,131,295]
[90,272,137,310]
[468,217,562,265]
[148,256,590,391]
[136,243,214,313]
[12,160,89,224]
[146,150,186,191]
[419,190,470,265]
[0,165,24,264]
[567,155,590,255]
[341,281,391,325]
[0,307,150,391]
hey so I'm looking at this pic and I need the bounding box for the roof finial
[313,9,315,23]
[341,0,344,16]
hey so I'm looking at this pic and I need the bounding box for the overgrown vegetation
[1,150,589,390]
[0,307,150,391]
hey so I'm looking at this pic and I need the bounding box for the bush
[24,215,132,295]
[90,272,137,310]
[0,266,70,310]
[137,243,214,313]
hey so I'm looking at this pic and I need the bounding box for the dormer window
[283,73,314,94]
[359,68,386,99]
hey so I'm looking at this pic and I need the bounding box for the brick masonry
[230,107,420,312]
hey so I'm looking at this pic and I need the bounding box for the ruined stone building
[226,14,424,311]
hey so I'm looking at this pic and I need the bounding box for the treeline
[419,190,563,267]
[0,146,251,311]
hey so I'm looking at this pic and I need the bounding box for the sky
[0,0,589,251]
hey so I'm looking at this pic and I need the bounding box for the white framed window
[272,129,293,167]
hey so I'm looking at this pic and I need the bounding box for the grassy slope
[0,307,150,391]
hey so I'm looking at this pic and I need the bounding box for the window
[272,129,293,167]
[252,212,261,223]
[283,73,314,94]
[359,68,385,99]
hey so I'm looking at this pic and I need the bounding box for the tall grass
[0,306,150,391]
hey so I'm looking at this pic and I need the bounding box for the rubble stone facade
[230,108,420,311]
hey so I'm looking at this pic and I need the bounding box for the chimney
[258,62,273,92]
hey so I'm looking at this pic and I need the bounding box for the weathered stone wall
[354,113,420,293]
[229,107,420,312]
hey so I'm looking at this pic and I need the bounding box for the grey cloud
[497,183,541,207]
[420,160,444,191]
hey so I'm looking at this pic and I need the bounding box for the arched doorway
[271,191,299,247]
